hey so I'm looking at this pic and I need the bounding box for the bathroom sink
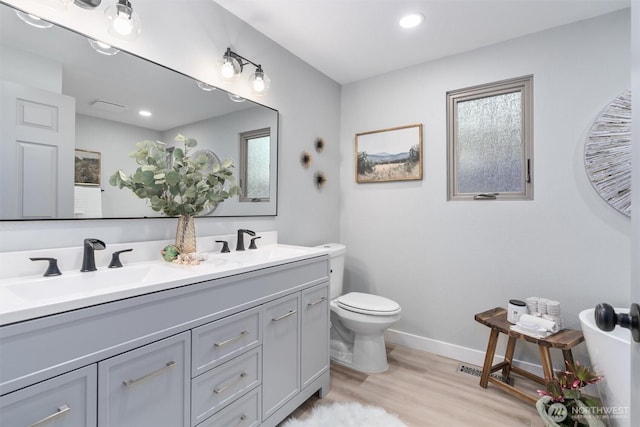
[217,245,319,265]
[0,242,326,325]
[4,264,161,301]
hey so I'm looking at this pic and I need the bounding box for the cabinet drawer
[98,332,190,427]
[192,307,261,377]
[0,364,97,427]
[196,387,260,427]
[191,347,261,426]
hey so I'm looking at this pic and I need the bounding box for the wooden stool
[474,307,585,405]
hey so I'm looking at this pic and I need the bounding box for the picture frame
[355,123,423,183]
[74,149,101,186]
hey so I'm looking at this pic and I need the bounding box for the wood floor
[281,343,545,426]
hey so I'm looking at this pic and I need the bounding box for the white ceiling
[214,0,630,84]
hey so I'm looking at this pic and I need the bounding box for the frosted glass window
[447,76,533,200]
[240,129,270,202]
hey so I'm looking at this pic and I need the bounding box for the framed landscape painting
[355,123,423,183]
[74,149,101,186]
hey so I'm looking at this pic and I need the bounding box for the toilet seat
[336,292,401,316]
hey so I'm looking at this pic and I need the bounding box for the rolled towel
[517,314,560,333]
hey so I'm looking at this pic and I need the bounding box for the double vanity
[0,234,330,427]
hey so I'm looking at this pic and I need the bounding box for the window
[239,128,271,202]
[447,75,533,200]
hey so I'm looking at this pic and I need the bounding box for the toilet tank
[318,243,346,299]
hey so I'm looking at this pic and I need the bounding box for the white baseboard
[384,328,544,377]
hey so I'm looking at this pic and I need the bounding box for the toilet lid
[337,292,401,315]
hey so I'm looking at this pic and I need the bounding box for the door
[1,80,75,218]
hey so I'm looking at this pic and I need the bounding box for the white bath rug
[281,402,407,427]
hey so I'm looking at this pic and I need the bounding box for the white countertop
[0,243,329,326]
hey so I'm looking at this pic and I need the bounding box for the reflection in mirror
[240,128,271,203]
[0,1,278,220]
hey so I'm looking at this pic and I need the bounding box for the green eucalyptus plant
[109,134,241,217]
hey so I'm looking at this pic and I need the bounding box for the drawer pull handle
[307,296,327,307]
[215,330,249,347]
[123,361,176,387]
[272,310,296,322]
[29,404,71,427]
[234,414,248,426]
[213,372,248,394]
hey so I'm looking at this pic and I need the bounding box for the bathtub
[579,308,630,427]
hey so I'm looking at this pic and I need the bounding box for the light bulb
[221,60,236,79]
[105,0,141,41]
[253,76,265,92]
[113,13,133,35]
[248,68,270,96]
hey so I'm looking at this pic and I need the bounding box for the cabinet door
[0,364,97,427]
[301,283,330,388]
[98,332,190,427]
[262,293,300,419]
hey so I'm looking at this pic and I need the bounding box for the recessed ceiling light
[139,110,152,117]
[399,13,424,29]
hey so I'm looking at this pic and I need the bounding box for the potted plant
[536,361,606,427]
[110,134,240,257]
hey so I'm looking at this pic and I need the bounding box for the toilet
[320,243,401,373]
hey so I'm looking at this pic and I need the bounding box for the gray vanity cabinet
[0,364,97,427]
[97,331,190,427]
[301,283,330,389]
[262,293,301,420]
[0,255,330,427]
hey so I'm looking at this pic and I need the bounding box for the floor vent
[455,363,513,385]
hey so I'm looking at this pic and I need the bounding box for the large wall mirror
[0,1,278,220]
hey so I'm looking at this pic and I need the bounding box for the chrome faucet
[81,238,106,272]
[235,229,256,251]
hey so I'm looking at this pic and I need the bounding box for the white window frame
[447,75,533,201]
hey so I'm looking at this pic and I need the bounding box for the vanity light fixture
[399,12,424,29]
[15,11,54,29]
[138,110,151,117]
[105,0,141,41]
[88,38,119,55]
[218,47,270,96]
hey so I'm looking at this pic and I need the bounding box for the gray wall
[340,10,631,364]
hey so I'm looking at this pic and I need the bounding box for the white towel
[517,314,560,333]
[510,324,555,339]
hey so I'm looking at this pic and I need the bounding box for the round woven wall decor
[584,89,632,217]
